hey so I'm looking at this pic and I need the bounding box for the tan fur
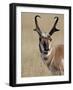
[42,45,64,75]
[34,15,64,75]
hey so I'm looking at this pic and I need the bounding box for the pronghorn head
[33,15,60,55]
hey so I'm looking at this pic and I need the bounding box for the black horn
[33,15,42,36]
[49,17,60,36]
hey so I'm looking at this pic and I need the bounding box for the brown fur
[42,45,64,75]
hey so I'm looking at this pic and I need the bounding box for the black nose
[44,48,49,51]
[43,42,49,51]
[45,48,49,51]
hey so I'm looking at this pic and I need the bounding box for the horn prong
[49,16,60,36]
[33,15,42,36]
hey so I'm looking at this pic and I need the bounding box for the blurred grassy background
[21,12,64,77]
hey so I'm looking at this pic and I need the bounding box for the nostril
[47,48,49,51]
[46,48,49,51]
[44,47,49,51]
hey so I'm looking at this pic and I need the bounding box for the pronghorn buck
[33,15,64,75]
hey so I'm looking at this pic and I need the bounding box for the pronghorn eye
[48,36,52,41]
[49,38,52,41]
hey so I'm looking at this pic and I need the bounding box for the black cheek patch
[39,44,42,53]
[39,38,41,41]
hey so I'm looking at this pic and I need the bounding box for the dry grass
[21,12,64,77]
